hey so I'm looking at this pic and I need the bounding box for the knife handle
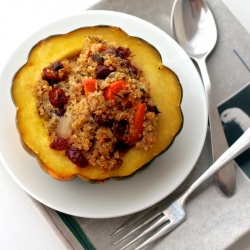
[196,58,236,196]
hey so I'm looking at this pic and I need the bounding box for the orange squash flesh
[12,26,183,182]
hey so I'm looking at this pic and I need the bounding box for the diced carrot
[98,44,106,52]
[128,103,146,144]
[87,50,92,58]
[82,78,97,97]
[104,80,128,100]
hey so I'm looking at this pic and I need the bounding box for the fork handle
[196,58,236,196]
[180,127,250,205]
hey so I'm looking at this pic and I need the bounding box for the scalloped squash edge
[12,26,183,182]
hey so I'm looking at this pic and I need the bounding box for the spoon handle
[195,58,236,196]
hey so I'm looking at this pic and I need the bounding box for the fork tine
[114,211,163,245]
[134,204,186,250]
[109,207,158,238]
[119,213,169,250]
[134,219,180,250]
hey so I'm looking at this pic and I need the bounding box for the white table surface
[0,0,249,249]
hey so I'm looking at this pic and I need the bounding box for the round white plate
[0,10,207,218]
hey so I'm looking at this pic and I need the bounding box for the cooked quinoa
[35,36,160,171]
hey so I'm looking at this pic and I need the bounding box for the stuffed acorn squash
[12,26,183,182]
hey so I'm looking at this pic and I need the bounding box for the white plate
[0,10,207,218]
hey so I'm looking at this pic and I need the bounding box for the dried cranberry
[53,61,64,71]
[42,62,65,85]
[113,120,128,140]
[93,114,113,127]
[101,48,117,56]
[147,105,160,114]
[43,67,59,82]
[55,108,66,117]
[66,147,88,167]
[50,138,69,150]
[114,141,130,153]
[140,88,146,93]
[46,79,58,86]
[121,60,138,75]
[116,47,131,58]
[115,158,123,168]
[91,54,104,64]
[49,88,68,108]
[129,65,138,75]
[96,65,114,79]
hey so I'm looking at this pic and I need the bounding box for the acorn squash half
[12,26,183,182]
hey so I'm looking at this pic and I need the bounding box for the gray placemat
[38,0,250,249]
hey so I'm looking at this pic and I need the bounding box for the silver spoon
[171,0,236,196]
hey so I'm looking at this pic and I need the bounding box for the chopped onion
[56,115,73,138]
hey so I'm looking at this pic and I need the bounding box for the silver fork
[109,128,250,250]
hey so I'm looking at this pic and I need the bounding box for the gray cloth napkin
[36,0,250,249]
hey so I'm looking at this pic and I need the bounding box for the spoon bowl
[171,0,236,196]
[172,0,217,59]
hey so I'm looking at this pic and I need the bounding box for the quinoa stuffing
[35,36,160,171]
